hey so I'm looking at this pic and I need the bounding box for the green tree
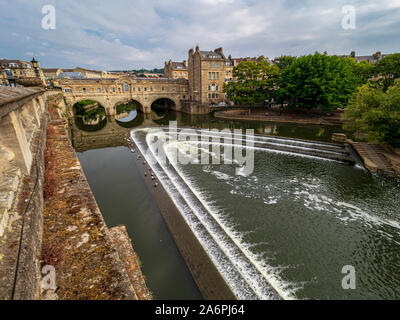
[349,60,374,85]
[278,52,360,113]
[275,55,297,71]
[343,82,400,147]
[375,53,400,90]
[223,57,279,107]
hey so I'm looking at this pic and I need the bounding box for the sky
[0,0,399,70]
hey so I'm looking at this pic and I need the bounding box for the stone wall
[0,87,52,300]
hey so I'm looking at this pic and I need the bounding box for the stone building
[0,58,46,87]
[0,69,8,87]
[164,60,188,79]
[341,51,388,64]
[187,46,227,106]
[42,68,62,84]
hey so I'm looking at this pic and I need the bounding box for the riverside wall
[0,89,151,300]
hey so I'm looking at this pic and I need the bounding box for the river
[73,109,400,300]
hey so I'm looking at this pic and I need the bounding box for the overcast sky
[1,0,399,70]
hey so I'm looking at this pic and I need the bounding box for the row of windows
[173,72,187,77]
[71,86,178,93]
[209,62,221,68]
[208,72,219,80]
[208,93,219,99]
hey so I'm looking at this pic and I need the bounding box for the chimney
[214,47,223,55]
[195,45,200,52]
[183,60,186,67]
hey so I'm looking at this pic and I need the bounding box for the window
[112,87,115,92]
[97,88,101,92]
[162,87,165,91]
[82,88,86,92]
[123,83,130,92]
[64,88,72,93]
[144,87,147,91]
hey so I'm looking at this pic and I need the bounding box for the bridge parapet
[0,87,60,299]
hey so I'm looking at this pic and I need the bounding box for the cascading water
[131,127,400,300]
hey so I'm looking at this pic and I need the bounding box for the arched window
[123,83,130,92]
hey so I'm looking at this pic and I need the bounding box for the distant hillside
[133,68,164,74]
[109,68,164,74]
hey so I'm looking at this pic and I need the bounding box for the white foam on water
[130,127,400,300]
[133,129,262,299]
[164,139,300,300]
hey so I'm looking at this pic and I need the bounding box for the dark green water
[77,146,203,300]
[73,109,400,299]
[172,144,400,299]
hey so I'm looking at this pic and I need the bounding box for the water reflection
[70,109,343,153]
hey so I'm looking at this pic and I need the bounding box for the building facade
[187,46,228,106]
[164,60,188,79]
[0,58,46,87]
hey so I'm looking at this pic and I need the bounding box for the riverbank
[215,108,344,126]
[347,139,400,177]
[128,137,236,300]
[40,101,151,300]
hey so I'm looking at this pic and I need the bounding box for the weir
[130,127,361,300]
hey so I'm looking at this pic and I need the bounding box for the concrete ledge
[109,225,152,300]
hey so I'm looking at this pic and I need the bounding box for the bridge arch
[113,98,145,114]
[150,97,179,111]
[72,99,108,131]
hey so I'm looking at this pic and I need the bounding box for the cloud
[0,0,399,70]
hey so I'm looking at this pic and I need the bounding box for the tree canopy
[375,53,400,90]
[343,82,400,148]
[223,57,279,107]
[277,52,360,113]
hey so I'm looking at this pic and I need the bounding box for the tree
[349,59,374,85]
[343,82,400,148]
[223,57,279,107]
[275,55,297,71]
[277,52,360,113]
[375,53,400,90]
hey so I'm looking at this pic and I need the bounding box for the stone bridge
[55,76,208,115]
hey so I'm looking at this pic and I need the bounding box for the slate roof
[200,51,223,59]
